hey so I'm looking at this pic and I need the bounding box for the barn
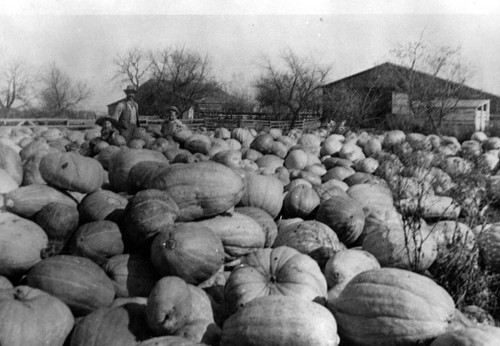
[323,62,500,131]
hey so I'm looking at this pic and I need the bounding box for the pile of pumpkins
[1,122,500,345]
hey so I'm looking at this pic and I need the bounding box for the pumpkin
[127,161,171,194]
[34,202,79,255]
[362,211,438,272]
[314,182,349,203]
[239,171,284,218]
[250,133,275,154]
[184,134,212,155]
[315,195,365,246]
[212,150,243,169]
[123,189,179,247]
[151,223,225,285]
[430,325,500,346]
[382,130,406,150]
[224,246,327,314]
[68,220,124,265]
[38,151,104,193]
[477,224,500,272]
[0,211,48,276]
[256,154,284,174]
[3,184,77,218]
[235,206,278,248]
[242,148,263,161]
[103,254,159,298]
[399,196,461,221]
[322,165,355,182]
[78,189,129,223]
[141,161,245,222]
[70,303,152,345]
[431,221,476,265]
[108,148,168,192]
[320,137,343,157]
[19,138,50,161]
[231,128,254,148]
[189,212,266,261]
[0,276,13,289]
[0,286,74,346]
[272,220,346,268]
[0,142,23,185]
[363,137,382,157]
[282,184,321,218]
[323,249,380,302]
[0,168,18,193]
[330,268,461,346]
[27,255,115,315]
[347,182,394,212]
[220,295,340,346]
[284,149,309,170]
[94,145,121,170]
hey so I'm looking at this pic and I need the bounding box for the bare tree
[40,63,91,115]
[388,38,474,133]
[254,49,331,127]
[220,72,257,113]
[112,47,152,89]
[0,60,36,117]
[142,46,220,115]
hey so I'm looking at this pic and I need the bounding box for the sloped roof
[323,62,500,101]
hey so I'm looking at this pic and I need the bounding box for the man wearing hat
[161,105,188,138]
[112,84,140,141]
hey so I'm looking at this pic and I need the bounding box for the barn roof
[323,62,500,101]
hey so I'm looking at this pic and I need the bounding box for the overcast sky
[1,0,500,113]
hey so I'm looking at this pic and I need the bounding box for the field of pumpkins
[3,122,500,345]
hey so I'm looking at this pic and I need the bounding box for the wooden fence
[0,116,322,132]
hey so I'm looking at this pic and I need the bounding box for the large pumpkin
[141,161,245,221]
[78,189,129,223]
[315,195,365,246]
[34,202,79,255]
[26,255,115,316]
[220,295,339,346]
[0,286,74,346]
[430,325,500,346]
[238,171,284,218]
[67,220,124,266]
[272,220,346,268]
[478,223,500,272]
[123,189,179,246]
[0,211,48,276]
[331,268,462,346]
[282,184,321,218]
[108,148,168,192]
[0,141,23,185]
[103,254,159,298]
[150,223,225,285]
[224,246,327,314]
[188,212,266,261]
[39,151,104,193]
[235,206,278,248]
[3,184,77,218]
[70,303,152,345]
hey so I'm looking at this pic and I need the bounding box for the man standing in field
[113,84,139,141]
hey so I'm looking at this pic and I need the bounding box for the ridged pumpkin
[282,184,321,218]
[0,168,18,193]
[0,286,74,346]
[137,336,208,346]
[70,303,152,345]
[478,224,500,272]
[108,148,168,192]
[26,255,115,316]
[103,254,159,298]
[67,220,124,266]
[189,212,266,260]
[150,223,225,285]
[141,161,245,221]
[3,184,77,218]
[331,268,461,346]
[224,246,327,314]
[239,171,284,218]
[34,202,79,255]
[127,161,171,194]
[123,189,179,245]
[315,195,365,247]
[272,220,345,268]
[39,151,104,193]
[0,211,48,276]
[78,189,129,223]
[220,295,340,346]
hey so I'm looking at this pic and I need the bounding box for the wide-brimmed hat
[167,106,180,114]
[95,116,119,128]
[123,85,137,93]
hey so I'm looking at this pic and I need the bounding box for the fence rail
[0,116,322,132]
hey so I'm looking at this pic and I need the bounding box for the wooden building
[323,62,500,131]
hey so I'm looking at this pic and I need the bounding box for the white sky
[1,0,500,113]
